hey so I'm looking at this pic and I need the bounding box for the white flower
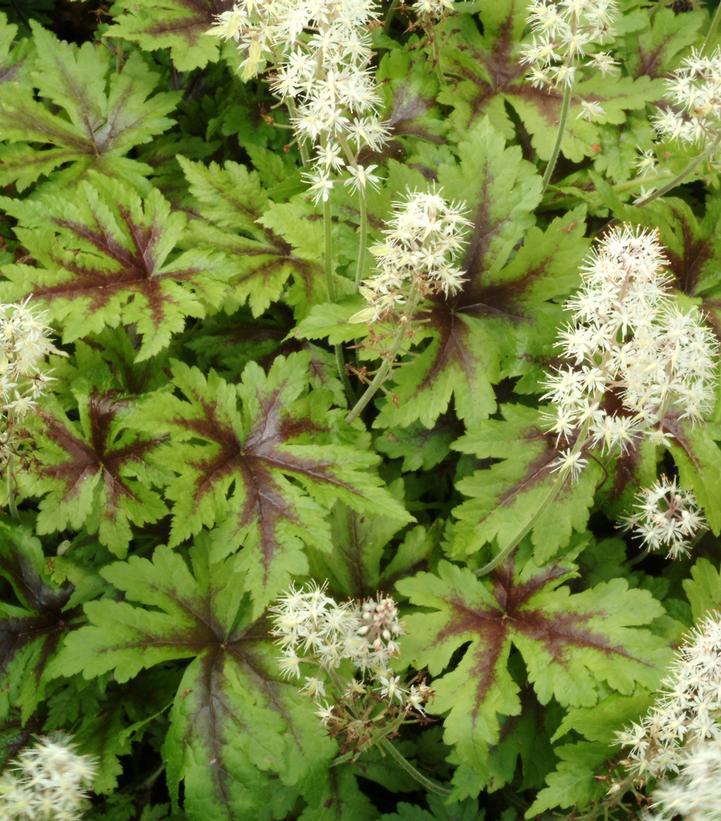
[210,0,389,191]
[377,673,406,703]
[542,226,719,479]
[520,0,618,91]
[351,187,471,324]
[621,476,706,560]
[577,99,605,121]
[654,47,721,148]
[617,612,721,781]
[0,734,95,821]
[414,0,455,17]
[650,739,721,820]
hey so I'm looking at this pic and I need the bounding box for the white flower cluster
[0,734,96,820]
[655,48,721,147]
[617,612,721,781]
[209,0,387,203]
[519,0,618,105]
[270,582,432,749]
[352,187,471,324]
[543,226,718,479]
[621,476,706,560]
[0,299,56,468]
[649,739,721,820]
[414,0,455,19]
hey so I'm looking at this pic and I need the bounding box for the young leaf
[683,558,721,621]
[0,522,73,723]
[132,352,411,612]
[0,175,226,360]
[49,543,334,820]
[23,390,167,557]
[450,404,601,564]
[0,24,178,190]
[397,549,670,797]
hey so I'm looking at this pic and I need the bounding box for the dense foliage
[2,0,721,818]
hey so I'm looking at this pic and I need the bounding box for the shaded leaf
[0,522,72,722]
[23,389,167,557]
[181,157,325,317]
[50,543,333,820]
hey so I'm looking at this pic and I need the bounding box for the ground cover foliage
[2,0,721,818]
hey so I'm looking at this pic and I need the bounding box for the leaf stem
[345,290,419,424]
[541,81,573,196]
[378,737,450,796]
[286,98,310,166]
[354,189,368,291]
[384,0,400,34]
[634,134,721,207]
[323,197,354,399]
[703,2,721,53]
[475,423,590,577]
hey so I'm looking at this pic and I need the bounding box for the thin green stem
[475,422,591,577]
[345,333,404,423]
[703,2,721,53]
[323,198,335,301]
[354,189,368,290]
[634,134,721,207]
[6,456,17,519]
[378,738,450,796]
[541,80,573,195]
[383,0,400,34]
[323,197,354,400]
[286,98,310,166]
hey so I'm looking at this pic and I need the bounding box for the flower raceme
[0,299,57,470]
[351,187,471,325]
[519,0,618,109]
[654,47,721,148]
[269,582,432,753]
[649,739,721,820]
[0,734,96,820]
[616,611,721,782]
[209,0,387,203]
[621,476,706,560]
[542,225,718,479]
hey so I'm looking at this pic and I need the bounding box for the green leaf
[623,8,705,79]
[0,521,72,722]
[375,123,587,430]
[132,352,411,612]
[180,157,326,317]
[438,6,657,163]
[667,418,721,534]
[0,175,227,360]
[450,404,601,564]
[22,389,167,557]
[0,23,178,190]
[683,558,721,621]
[397,548,670,797]
[50,543,334,820]
[109,0,229,72]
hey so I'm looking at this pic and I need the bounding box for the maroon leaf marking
[131,0,233,44]
[41,391,161,513]
[175,387,356,576]
[35,210,200,321]
[434,559,643,715]
[0,536,73,685]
